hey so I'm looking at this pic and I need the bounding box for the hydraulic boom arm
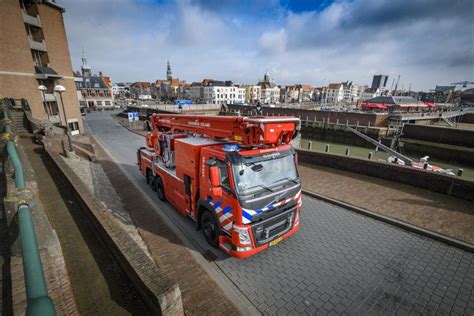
[147,114,300,147]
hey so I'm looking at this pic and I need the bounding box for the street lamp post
[38,85,48,117]
[54,85,73,152]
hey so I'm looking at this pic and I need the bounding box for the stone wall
[296,149,474,201]
[46,150,184,315]
[301,124,388,147]
[402,124,474,147]
[224,104,390,127]
[389,138,474,166]
[1,137,78,314]
[460,113,474,123]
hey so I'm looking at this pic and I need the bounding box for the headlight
[233,225,251,245]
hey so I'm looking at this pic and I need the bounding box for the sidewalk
[21,137,147,315]
[298,163,474,244]
[92,138,241,315]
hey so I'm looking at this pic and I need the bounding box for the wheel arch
[196,199,218,230]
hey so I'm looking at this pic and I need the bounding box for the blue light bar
[223,144,240,152]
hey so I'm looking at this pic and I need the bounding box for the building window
[67,117,80,135]
[96,101,102,106]
[68,121,79,130]
[105,101,111,105]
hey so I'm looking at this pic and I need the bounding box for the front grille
[251,208,295,246]
[251,200,297,222]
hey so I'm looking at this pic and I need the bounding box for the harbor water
[300,138,474,181]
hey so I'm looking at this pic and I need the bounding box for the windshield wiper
[246,184,273,193]
[272,177,298,185]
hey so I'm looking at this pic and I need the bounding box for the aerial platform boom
[147,114,300,148]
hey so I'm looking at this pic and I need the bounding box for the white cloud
[259,29,287,55]
[61,0,474,89]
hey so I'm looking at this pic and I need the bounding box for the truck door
[210,159,235,234]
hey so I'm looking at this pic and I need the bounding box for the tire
[146,169,152,184]
[201,210,219,248]
[150,175,156,191]
[155,176,165,201]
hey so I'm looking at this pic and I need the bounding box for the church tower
[81,49,91,77]
[166,60,172,81]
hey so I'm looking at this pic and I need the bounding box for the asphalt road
[84,111,474,315]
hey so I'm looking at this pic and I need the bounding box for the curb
[302,189,474,253]
[114,117,147,138]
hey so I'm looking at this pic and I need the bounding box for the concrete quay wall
[402,124,474,147]
[301,124,388,148]
[460,113,474,123]
[224,104,391,127]
[386,138,474,166]
[296,149,474,201]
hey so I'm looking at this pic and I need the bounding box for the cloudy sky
[63,0,473,90]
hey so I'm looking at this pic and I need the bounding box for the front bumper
[222,206,300,259]
[228,223,300,259]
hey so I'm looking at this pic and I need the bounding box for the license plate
[269,236,283,247]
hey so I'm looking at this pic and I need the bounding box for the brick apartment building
[0,0,83,133]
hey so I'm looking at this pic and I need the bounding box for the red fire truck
[137,114,302,258]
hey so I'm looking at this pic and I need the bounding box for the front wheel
[201,211,219,248]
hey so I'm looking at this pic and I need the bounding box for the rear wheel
[146,169,152,184]
[201,211,219,247]
[155,176,165,201]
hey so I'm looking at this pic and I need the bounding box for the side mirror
[209,166,220,187]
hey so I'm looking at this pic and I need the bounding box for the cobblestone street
[86,112,474,315]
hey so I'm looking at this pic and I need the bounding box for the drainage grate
[202,250,217,262]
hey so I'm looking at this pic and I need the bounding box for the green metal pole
[2,109,56,315]
[6,141,25,189]
[3,110,11,133]
[18,204,56,316]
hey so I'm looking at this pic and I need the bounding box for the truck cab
[198,143,301,258]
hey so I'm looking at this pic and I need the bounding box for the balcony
[22,9,42,27]
[34,65,61,80]
[28,36,47,52]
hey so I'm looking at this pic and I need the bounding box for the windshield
[232,155,298,194]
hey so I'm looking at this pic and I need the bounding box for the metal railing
[2,110,56,316]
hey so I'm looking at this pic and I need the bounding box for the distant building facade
[74,54,114,109]
[326,83,344,102]
[112,82,129,98]
[341,81,360,102]
[371,75,389,91]
[280,84,314,103]
[0,0,83,133]
[258,73,280,104]
[202,80,245,105]
[130,82,152,99]
[242,85,261,104]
